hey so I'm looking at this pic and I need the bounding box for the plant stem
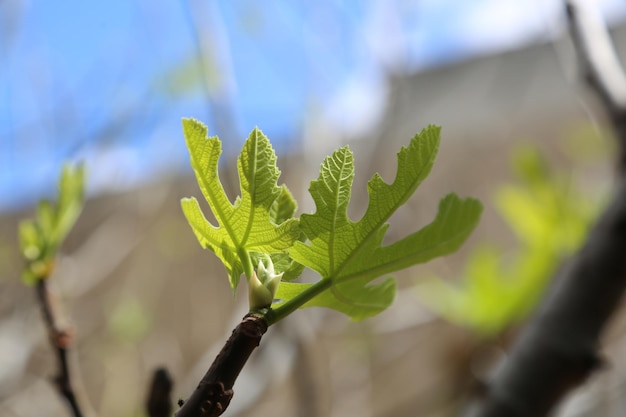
[265,279,333,326]
[35,279,85,417]
[176,313,268,417]
[238,247,253,280]
[175,279,332,417]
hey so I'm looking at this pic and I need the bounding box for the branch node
[198,382,233,416]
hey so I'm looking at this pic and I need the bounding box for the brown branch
[175,312,268,417]
[463,2,626,416]
[35,279,85,417]
[146,367,174,417]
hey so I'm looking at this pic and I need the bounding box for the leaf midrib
[328,155,346,275]
[240,131,259,247]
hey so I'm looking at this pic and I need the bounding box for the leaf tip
[181,117,206,131]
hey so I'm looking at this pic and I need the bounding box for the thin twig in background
[35,279,84,417]
[463,1,626,416]
[146,367,174,417]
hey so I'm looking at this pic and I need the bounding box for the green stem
[264,279,333,326]
[238,247,254,279]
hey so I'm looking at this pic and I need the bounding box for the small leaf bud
[248,257,284,309]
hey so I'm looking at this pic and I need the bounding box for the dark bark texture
[175,313,268,417]
[146,367,174,417]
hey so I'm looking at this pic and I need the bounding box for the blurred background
[2,1,626,416]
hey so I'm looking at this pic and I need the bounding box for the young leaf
[281,126,482,320]
[18,163,85,285]
[180,118,300,290]
[19,220,42,262]
[270,185,298,225]
[251,251,305,282]
[55,164,86,245]
[265,186,306,281]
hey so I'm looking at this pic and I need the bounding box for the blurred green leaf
[36,201,55,250]
[108,298,151,343]
[18,164,85,285]
[156,55,221,97]
[19,220,42,262]
[511,145,550,187]
[55,164,85,244]
[416,144,598,336]
[495,185,546,245]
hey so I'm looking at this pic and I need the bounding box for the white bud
[248,257,284,310]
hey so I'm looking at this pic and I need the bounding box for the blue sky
[1,0,625,212]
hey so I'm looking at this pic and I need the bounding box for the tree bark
[175,313,268,417]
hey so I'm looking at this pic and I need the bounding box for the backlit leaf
[180,118,300,290]
[281,126,482,319]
